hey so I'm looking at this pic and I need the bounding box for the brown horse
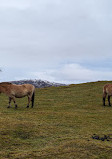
[103,84,112,106]
[0,82,35,108]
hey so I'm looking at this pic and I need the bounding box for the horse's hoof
[26,106,29,108]
[7,106,10,108]
[15,105,18,109]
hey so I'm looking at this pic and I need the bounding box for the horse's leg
[103,92,107,106]
[12,97,18,109]
[108,95,111,106]
[7,97,12,108]
[26,96,31,108]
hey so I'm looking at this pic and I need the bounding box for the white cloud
[0,0,31,10]
[0,0,112,83]
[29,63,112,84]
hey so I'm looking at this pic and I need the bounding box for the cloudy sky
[0,0,112,84]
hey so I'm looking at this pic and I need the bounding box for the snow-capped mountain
[11,79,66,88]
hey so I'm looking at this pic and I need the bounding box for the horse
[0,82,35,108]
[103,84,112,106]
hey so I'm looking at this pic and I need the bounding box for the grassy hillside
[0,81,112,159]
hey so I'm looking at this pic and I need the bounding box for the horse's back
[22,84,35,91]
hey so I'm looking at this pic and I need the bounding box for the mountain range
[11,79,66,88]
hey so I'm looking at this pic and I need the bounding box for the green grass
[0,81,112,159]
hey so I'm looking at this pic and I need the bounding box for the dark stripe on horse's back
[0,82,12,85]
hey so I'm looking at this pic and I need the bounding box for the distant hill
[11,79,66,88]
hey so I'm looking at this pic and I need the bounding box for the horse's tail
[31,91,35,108]
[103,84,109,98]
[103,85,107,98]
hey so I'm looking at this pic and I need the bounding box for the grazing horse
[103,84,112,106]
[0,82,35,108]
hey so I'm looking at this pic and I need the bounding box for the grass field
[0,81,112,159]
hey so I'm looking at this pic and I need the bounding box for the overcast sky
[0,0,112,84]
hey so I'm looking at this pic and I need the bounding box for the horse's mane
[0,82,12,85]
